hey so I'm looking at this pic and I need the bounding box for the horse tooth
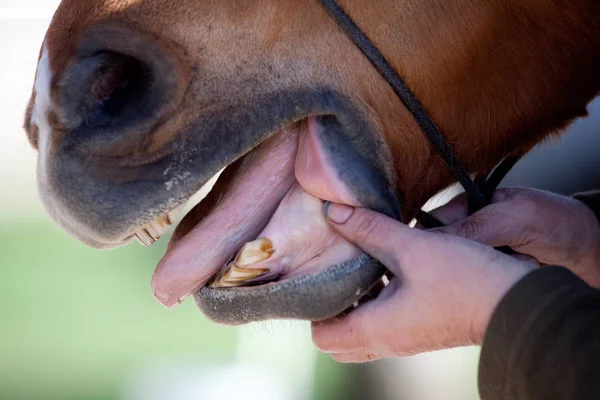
[135,227,155,246]
[211,263,270,288]
[235,238,275,267]
[135,213,176,246]
[145,215,171,240]
[210,238,273,287]
[226,264,270,281]
[134,170,225,248]
[167,203,186,223]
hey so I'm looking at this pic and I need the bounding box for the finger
[421,188,526,233]
[330,351,383,363]
[311,281,398,353]
[490,187,524,203]
[420,192,469,227]
[354,278,386,308]
[431,204,519,247]
[312,314,370,354]
[324,203,424,271]
[512,253,541,266]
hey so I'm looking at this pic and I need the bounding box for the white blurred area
[122,322,317,400]
[3,2,599,400]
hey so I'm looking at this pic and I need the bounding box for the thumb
[324,202,418,271]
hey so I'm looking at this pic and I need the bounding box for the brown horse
[24,0,600,324]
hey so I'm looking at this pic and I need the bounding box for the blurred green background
[2,1,599,399]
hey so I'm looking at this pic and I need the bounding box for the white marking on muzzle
[33,45,53,182]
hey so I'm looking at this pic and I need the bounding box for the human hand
[428,188,600,287]
[311,203,533,363]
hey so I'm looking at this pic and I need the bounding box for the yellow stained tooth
[226,264,270,281]
[211,263,270,288]
[167,203,186,223]
[135,228,155,246]
[209,238,274,288]
[149,215,171,235]
[235,238,275,267]
[135,205,183,247]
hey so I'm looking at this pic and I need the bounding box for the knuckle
[513,189,544,212]
[492,188,511,202]
[493,187,527,202]
[352,213,384,243]
[454,216,485,239]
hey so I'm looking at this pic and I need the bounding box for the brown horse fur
[25,0,600,223]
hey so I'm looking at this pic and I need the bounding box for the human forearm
[479,266,600,400]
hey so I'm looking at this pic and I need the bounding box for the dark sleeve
[572,189,600,222]
[478,266,600,400]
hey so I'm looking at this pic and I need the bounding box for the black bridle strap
[479,153,524,201]
[318,0,489,213]
[417,153,525,229]
[416,153,522,255]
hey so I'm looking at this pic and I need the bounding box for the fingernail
[324,202,355,224]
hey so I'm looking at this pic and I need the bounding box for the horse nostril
[50,24,187,155]
[90,57,131,105]
[57,51,153,130]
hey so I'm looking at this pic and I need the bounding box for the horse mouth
[32,39,395,324]
[144,115,384,318]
